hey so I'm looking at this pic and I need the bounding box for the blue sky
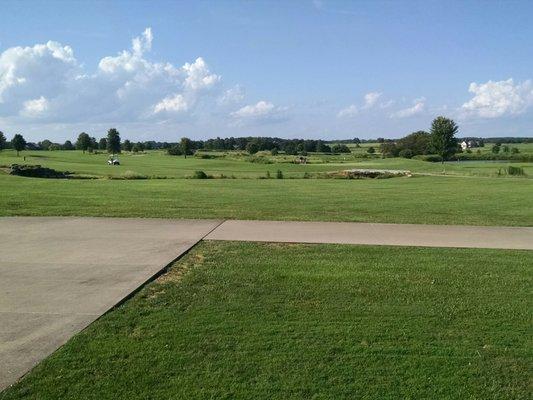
[1,0,532,142]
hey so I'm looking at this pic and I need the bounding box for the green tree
[246,141,259,155]
[123,139,132,152]
[76,132,91,153]
[39,139,52,150]
[180,137,193,158]
[99,138,107,150]
[367,146,375,154]
[12,134,26,156]
[63,140,75,150]
[491,144,501,154]
[331,144,351,153]
[429,116,458,162]
[0,131,5,151]
[396,130,431,155]
[106,128,121,154]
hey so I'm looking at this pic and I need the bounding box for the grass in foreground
[1,174,532,226]
[3,242,531,399]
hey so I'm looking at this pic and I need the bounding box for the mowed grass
[1,173,532,226]
[2,149,533,178]
[2,242,531,399]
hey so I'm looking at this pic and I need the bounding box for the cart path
[0,217,223,391]
[1,217,531,392]
[205,220,533,250]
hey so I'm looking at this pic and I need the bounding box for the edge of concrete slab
[0,218,225,392]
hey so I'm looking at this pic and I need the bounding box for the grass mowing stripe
[2,242,531,399]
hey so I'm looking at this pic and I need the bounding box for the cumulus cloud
[337,91,383,118]
[461,78,533,118]
[363,91,381,109]
[390,98,425,118]
[231,100,287,124]
[337,104,358,118]
[0,28,222,124]
[153,94,189,114]
[217,85,245,105]
[20,96,49,117]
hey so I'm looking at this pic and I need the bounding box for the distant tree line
[0,123,531,159]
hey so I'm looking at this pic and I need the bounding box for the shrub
[413,154,443,162]
[398,149,414,159]
[192,170,209,179]
[167,146,183,156]
[9,164,70,179]
[122,170,148,180]
[507,166,525,176]
[276,170,283,179]
[367,146,375,154]
[331,144,351,153]
[247,156,273,164]
[270,148,279,156]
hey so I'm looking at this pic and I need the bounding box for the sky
[1,0,533,142]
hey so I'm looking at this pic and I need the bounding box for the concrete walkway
[0,217,222,391]
[206,220,533,250]
[1,217,531,391]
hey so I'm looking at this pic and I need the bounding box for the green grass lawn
[2,149,533,178]
[1,173,532,226]
[3,241,531,399]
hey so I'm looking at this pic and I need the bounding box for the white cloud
[217,85,245,105]
[20,96,49,117]
[390,98,425,118]
[231,100,287,124]
[182,57,220,91]
[0,28,222,124]
[337,104,358,118]
[363,91,381,109]
[153,94,188,114]
[337,91,383,118]
[461,78,533,118]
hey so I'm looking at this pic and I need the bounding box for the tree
[491,144,501,154]
[106,128,121,154]
[12,134,26,156]
[332,144,351,153]
[429,116,458,162]
[367,146,375,154]
[180,137,193,158]
[39,139,52,150]
[76,132,91,153]
[99,138,107,150]
[123,139,132,152]
[246,141,259,155]
[396,131,431,155]
[0,131,6,151]
[63,140,75,150]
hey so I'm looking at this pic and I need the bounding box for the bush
[398,149,414,159]
[121,170,148,180]
[413,154,443,162]
[276,170,283,179]
[247,156,273,164]
[507,166,525,176]
[367,146,375,154]
[331,144,351,153]
[270,148,279,156]
[192,170,209,179]
[167,146,183,156]
[9,164,70,179]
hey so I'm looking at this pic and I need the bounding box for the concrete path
[1,217,531,391]
[0,217,222,391]
[206,220,533,250]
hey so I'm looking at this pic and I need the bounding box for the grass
[2,241,531,399]
[1,173,532,226]
[2,149,533,178]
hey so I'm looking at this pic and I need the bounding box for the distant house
[460,139,483,150]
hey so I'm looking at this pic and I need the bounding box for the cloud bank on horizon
[0,28,532,141]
